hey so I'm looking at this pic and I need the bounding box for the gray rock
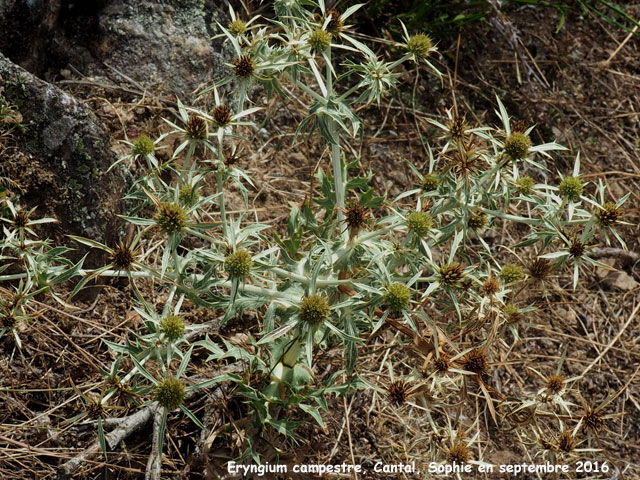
[0,0,232,99]
[0,51,122,264]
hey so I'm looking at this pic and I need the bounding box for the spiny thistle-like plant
[154,377,185,410]
[0,0,632,470]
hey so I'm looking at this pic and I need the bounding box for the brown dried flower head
[439,263,465,287]
[433,352,451,373]
[595,202,621,227]
[481,276,500,296]
[386,379,411,406]
[528,258,552,281]
[185,115,208,141]
[111,242,136,269]
[324,8,343,34]
[462,348,488,377]
[233,55,255,78]
[581,407,605,433]
[569,238,586,258]
[556,431,576,453]
[344,203,370,234]
[545,374,566,395]
[446,442,470,463]
[212,104,232,126]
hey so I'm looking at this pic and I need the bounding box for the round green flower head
[468,209,488,229]
[179,184,199,206]
[406,33,432,59]
[154,377,185,410]
[500,264,524,283]
[407,211,433,237]
[228,19,247,36]
[224,249,253,278]
[132,135,155,156]
[595,202,621,227]
[308,29,331,54]
[503,303,521,323]
[504,132,532,160]
[439,263,464,287]
[160,315,185,341]
[516,176,535,195]
[155,202,188,234]
[298,294,330,326]
[383,283,411,312]
[421,174,440,192]
[558,176,583,201]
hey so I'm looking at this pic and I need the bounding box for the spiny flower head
[386,379,410,406]
[308,29,332,54]
[433,352,451,373]
[324,9,343,34]
[595,202,621,227]
[569,238,586,258]
[224,249,253,278]
[462,348,488,376]
[500,264,523,283]
[406,211,433,237]
[344,203,370,234]
[447,115,468,140]
[528,258,552,282]
[516,176,535,195]
[438,263,464,287]
[155,202,188,234]
[212,104,232,127]
[233,55,255,78]
[447,442,470,463]
[406,33,433,59]
[132,135,155,156]
[556,431,576,452]
[228,19,247,36]
[559,176,583,201]
[467,209,488,229]
[185,115,208,141]
[154,377,185,410]
[179,184,199,207]
[298,294,330,326]
[545,374,566,395]
[421,174,440,192]
[504,132,532,160]
[480,276,500,296]
[503,303,522,324]
[160,315,186,341]
[111,242,136,269]
[581,407,605,432]
[383,283,411,312]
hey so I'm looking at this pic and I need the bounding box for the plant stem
[216,172,228,238]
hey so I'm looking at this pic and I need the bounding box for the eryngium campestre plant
[154,377,186,410]
[559,176,583,201]
[406,33,432,58]
[406,211,433,237]
[132,135,155,156]
[595,202,621,227]
[298,294,330,326]
[224,249,253,278]
[308,29,331,54]
[155,203,188,234]
[383,283,411,312]
[500,264,523,283]
[504,132,532,160]
[421,174,440,192]
[160,315,186,341]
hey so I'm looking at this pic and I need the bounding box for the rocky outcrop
[0,52,122,263]
[0,0,231,98]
